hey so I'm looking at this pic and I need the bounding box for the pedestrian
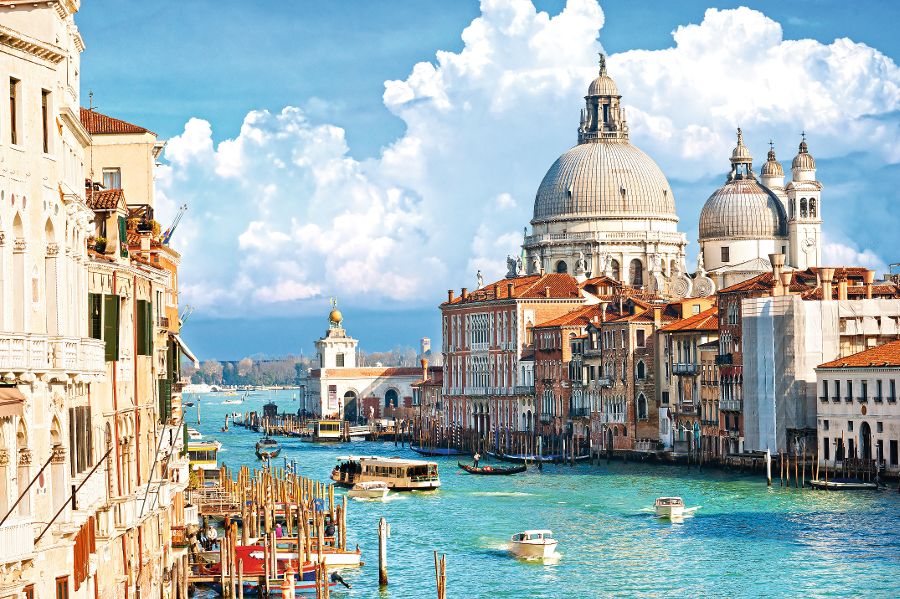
[205,524,218,550]
[473,452,481,468]
[275,522,283,538]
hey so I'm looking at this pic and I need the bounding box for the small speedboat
[187,428,203,441]
[654,497,700,519]
[255,437,281,459]
[347,481,389,499]
[509,530,557,560]
[808,477,878,491]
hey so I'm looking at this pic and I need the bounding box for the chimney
[780,271,793,293]
[507,282,515,298]
[493,283,499,298]
[599,301,608,322]
[837,278,848,301]
[461,287,468,301]
[863,269,875,299]
[769,253,786,296]
[421,358,429,381]
[447,289,455,303]
[820,268,834,302]
[544,286,551,298]
[653,306,662,329]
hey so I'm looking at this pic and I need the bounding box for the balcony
[539,413,552,424]
[672,363,700,376]
[831,396,840,403]
[857,396,868,404]
[819,396,828,403]
[592,377,612,389]
[0,519,35,564]
[183,504,199,526]
[158,315,170,329]
[73,468,109,512]
[514,385,535,395]
[676,403,696,414]
[844,396,853,403]
[889,396,897,403]
[720,400,742,412]
[715,353,733,365]
[569,406,590,418]
[0,333,105,376]
[874,396,883,403]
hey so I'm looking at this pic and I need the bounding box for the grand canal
[188,392,900,598]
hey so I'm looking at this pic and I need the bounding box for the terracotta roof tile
[534,305,600,329]
[443,273,581,305]
[659,307,719,332]
[86,188,124,210]
[818,340,900,368]
[80,108,154,135]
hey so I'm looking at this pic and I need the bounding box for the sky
[77,1,900,360]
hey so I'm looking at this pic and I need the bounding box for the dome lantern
[791,132,816,180]
[760,140,785,190]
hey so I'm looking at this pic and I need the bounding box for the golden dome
[329,309,343,325]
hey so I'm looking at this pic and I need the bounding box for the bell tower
[786,134,822,270]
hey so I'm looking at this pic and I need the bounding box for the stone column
[0,448,9,516]
[13,238,26,330]
[45,243,60,335]
[51,444,68,520]
[17,448,32,516]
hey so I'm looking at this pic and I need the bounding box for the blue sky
[77,1,900,360]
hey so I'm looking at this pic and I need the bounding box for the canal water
[188,391,900,598]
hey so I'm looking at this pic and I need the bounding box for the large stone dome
[699,178,788,240]
[532,141,678,223]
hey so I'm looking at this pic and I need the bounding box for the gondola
[255,437,281,460]
[457,461,526,475]
[487,451,590,464]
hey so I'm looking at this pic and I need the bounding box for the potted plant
[94,236,107,253]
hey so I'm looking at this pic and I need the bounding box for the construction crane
[161,204,188,245]
[179,304,195,326]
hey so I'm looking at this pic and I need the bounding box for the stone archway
[343,391,359,423]
[859,421,872,461]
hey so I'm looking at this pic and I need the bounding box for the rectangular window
[721,246,730,263]
[336,353,345,367]
[88,293,102,339]
[823,419,829,431]
[892,379,897,399]
[41,90,50,153]
[848,420,854,432]
[9,78,20,145]
[68,405,93,476]
[102,294,120,361]
[846,380,853,402]
[103,167,121,189]
[118,215,128,257]
[136,299,152,356]
[636,329,645,348]
[876,379,883,400]
[861,380,868,401]
[890,440,898,466]
[24,586,34,599]
[56,576,69,599]
[823,437,830,461]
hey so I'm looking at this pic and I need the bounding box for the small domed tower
[786,134,822,270]
[315,299,358,369]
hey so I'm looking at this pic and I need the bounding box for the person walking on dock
[473,452,481,468]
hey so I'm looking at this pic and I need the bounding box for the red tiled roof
[86,188,124,210]
[443,273,581,305]
[659,307,719,332]
[818,340,900,368]
[80,108,154,135]
[534,305,600,329]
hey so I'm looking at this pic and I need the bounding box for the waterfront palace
[427,58,900,474]
[0,3,199,598]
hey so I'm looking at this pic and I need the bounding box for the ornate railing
[719,400,742,412]
[0,333,105,375]
[0,519,34,564]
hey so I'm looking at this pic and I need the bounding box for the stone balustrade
[0,332,105,376]
[0,518,35,564]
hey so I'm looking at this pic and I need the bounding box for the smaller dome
[699,179,788,241]
[588,73,619,97]
[792,137,816,170]
[761,147,784,177]
[329,309,343,325]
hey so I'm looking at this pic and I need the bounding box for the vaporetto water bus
[331,456,441,491]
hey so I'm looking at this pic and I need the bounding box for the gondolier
[473,452,481,468]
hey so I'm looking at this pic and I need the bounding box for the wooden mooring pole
[378,517,389,587]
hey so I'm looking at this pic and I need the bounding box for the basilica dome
[532,141,677,223]
[698,178,788,240]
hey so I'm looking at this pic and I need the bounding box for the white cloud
[158,1,900,316]
[823,239,888,274]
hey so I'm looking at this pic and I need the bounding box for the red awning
[0,387,26,418]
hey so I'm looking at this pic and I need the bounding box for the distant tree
[237,357,254,376]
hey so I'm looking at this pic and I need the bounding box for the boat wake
[471,491,535,498]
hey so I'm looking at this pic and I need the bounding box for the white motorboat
[654,496,698,519]
[187,427,203,441]
[347,481,389,499]
[509,530,557,560]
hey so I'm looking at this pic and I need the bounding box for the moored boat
[255,437,281,459]
[331,456,440,491]
[487,451,590,464]
[458,461,526,475]
[410,445,467,457]
[303,419,344,443]
[187,427,203,441]
[808,477,879,490]
[509,530,557,559]
[347,481,389,499]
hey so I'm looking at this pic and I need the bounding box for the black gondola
[457,461,526,475]
[255,437,281,460]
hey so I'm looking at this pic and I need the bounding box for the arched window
[809,198,817,218]
[790,199,795,220]
[800,198,808,218]
[610,259,620,281]
[637,394,648,420]
[629,259,643,287]
[636,360,646,380]
[555,260,567,274]
[384,389,399,409]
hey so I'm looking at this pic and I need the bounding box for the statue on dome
[506,255,517,278]
[515,255,524,276]
[531,256,541,274]
[696,251,706,276]
[575,252,587,274]
[599,252,612,277]
[476,270,484,289]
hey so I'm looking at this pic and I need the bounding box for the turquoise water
[189,392,900,598]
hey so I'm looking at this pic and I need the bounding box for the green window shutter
[102,294,120,361]
[88,293,102,340]
[158,378,172,422]
[146,300,154,356]
[118,216,128,257]
[136,300,147,356]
